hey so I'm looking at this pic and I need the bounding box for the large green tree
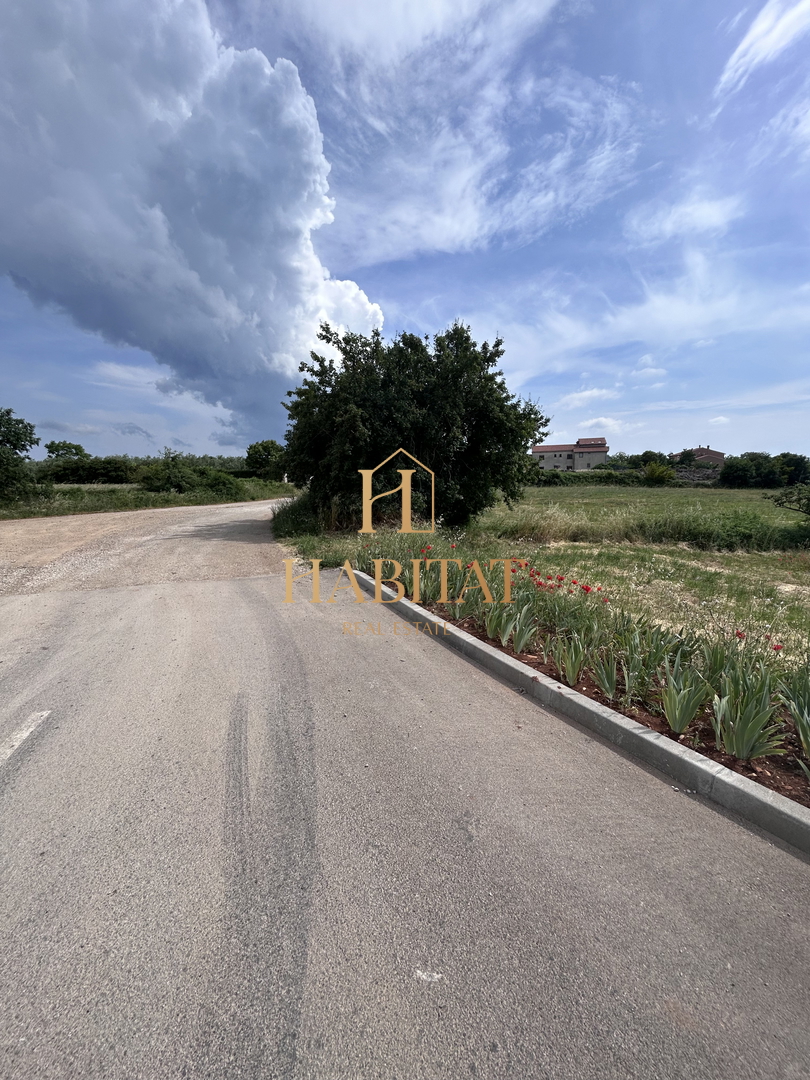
[283,322,549,528]
[0,407,39,501]
[720,452,784,488]
[44,440,90,460]
[245,439,286,480]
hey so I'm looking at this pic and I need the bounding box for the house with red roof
[530,436,609,472]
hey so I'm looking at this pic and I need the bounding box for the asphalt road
[1,500,809,1080]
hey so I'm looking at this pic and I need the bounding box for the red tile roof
[532,437,609,453]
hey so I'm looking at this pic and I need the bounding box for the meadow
[275,484,810,658]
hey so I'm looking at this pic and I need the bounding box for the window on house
[567,453,573,459]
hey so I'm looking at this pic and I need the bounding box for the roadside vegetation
[0,414,294,518]
[0,478,294,520]
[274,483,810,805]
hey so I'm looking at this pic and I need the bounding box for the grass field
[0,479,297,519]
[275,485,810,658]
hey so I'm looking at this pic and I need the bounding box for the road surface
[1,500,809,1079]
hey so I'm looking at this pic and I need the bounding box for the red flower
[466,563,473,569]
[773,644,784,652]
[451,543,456,548]
[765,634,771,640]
[581,585,592,593]
[420,549,426,553]
[571,579,578,585]
[557,575,564,582]
[603,598,610,603]
[735,630,746,640]
[596,586,602,591]
[547,575,553,580]
[426,545,432,550]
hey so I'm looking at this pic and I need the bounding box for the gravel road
[1,500,809,1080]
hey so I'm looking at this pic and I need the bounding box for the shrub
[198,470,244,500]
[271,492,322,536]
[138,451,201,492]
[642,462,676,486]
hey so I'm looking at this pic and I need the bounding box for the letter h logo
[358,449,435,534]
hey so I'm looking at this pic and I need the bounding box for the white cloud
[710,415,731,424]
[724,9,751,33]
[579,416,645,435]
[511,249,810,374]
[555,387,619,409]
[251,0,496,63]
[625,192,744,244]
[716,0,810,98]
[631,366,667,378]
[753,78,810,161]
[305,0,644,268]
[0,0,382,438]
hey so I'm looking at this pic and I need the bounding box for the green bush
[138,451,201,492]
[197,469,243,500]
[271,492,322,537]
[643,462,676,486]
[532,468,641,487]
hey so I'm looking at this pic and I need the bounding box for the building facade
[670,445,725,466]
[531,437,609,471]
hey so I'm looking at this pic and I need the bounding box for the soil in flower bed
[430,605,810,811]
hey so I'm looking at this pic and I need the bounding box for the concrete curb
[354,571,810,856]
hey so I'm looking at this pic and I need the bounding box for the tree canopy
[45,440,91,460]
[0,407,39,501]
[283,322,549,528]
[245,439,286,481]
[768,484,810,517]
[719,451,809,488]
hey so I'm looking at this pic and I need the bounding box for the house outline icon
[358,448,435,534]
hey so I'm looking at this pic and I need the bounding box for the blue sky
[2,0,809,458]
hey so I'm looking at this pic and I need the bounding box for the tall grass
[0,480,296,519]
[483,501,809,551]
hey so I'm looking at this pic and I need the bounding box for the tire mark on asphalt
[185,598,318,1079]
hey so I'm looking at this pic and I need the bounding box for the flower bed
[353,552,810,809]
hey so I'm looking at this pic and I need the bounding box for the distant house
[531,436,609,472]
[670,445,725,467]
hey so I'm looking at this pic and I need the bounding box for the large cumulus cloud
[0,0,381,439]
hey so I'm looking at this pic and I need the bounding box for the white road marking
[0,711,52,766]
[414,970,443,983]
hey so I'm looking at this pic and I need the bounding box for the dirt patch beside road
[0,500,286,595]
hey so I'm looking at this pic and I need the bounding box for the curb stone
[354,570,810,857]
